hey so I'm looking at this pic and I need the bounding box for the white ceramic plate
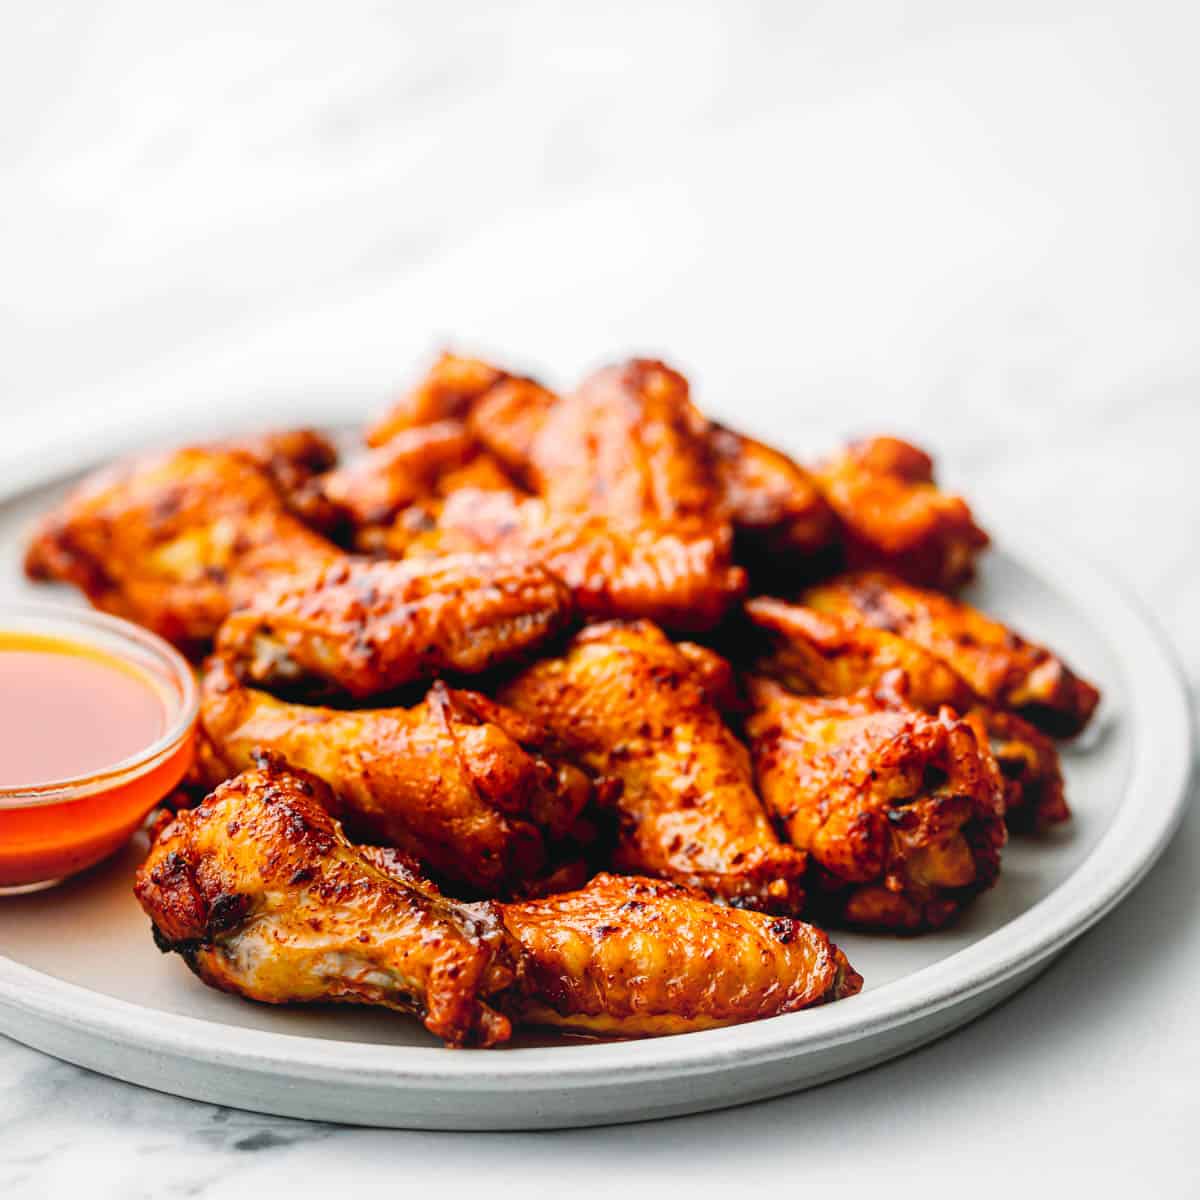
[0,461,1191,1130]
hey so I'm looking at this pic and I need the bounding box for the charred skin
[501,873,861,1037]
[746,675,1007,932]
[24,446,341,654]
[198,658,598,897]
[216,552,576,700]
[499,621,808,915]
[803,570,1100,736]
[134,762,518,1046]
[402,488,746,634]
[814,437,990,591]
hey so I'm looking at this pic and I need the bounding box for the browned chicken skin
[401,488,746,634]
[814,437,990,590]
[198,658,598,896]
[804,571,1100,736]
[502,873,860,1036]
[746,596,1068,829]
[135,761,518,1046]
[709,425,837,565]
[24,446,341,653]
[745,675,1006,931]
[498,621,808,915]
[215,553,575,700]
[366,352,512,446]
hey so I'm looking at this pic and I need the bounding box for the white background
[2,3,1198,1196]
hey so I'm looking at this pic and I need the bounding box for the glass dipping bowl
[0,604,198,893]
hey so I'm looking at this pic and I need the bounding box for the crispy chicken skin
[198,658,597,896]
[474,358,723,522]
[746,675,1006,931]
[498,621,808,914]
[402,488,746,634]
[814,437,990,590]
[216,553,575,699]
[24,447,340,652]
[708,425,837,564]
[211,428,341,530]
[501,873,860,1036]
[746,597,1068,829]
[365,352,510,446]
[804,571,1101,736]
[135,762,518,1046]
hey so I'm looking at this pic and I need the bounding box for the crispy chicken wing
[401,488,746,634]
[216,553,575,699]
[708,425,836,565]
[135,761,518,1046]
[498,621,808,914]
[814,437,989,589]
[501,873,860,1036]
[746,596,1068,829]
[365,352,511,446]
[745,675,1006,931]
[473,358,723,523]
[804,571,1100,736]
[24,447,340,652]
[198,658,598,896]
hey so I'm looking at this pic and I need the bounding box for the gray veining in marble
[1,2,1197,1196]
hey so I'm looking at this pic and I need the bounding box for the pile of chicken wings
[24,353,1100,1047]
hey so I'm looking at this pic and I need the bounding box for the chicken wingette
[135,761,519,1046]
[501,873,861,1036]
[401,488,746,634]
[215,553,575,700]
[814,437,989,590]
[803,571,1101,736]
[198,658,598,896]
[746,596,1068,829]
[24,446,341,653]
[498,621,808,914]
[745,675,1006,931]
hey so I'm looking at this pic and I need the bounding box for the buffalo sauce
[0,631,194,889]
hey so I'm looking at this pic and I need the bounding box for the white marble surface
[2,3,1198,1195]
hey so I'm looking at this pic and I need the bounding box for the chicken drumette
[498,620,808,914]
[198,658,599,896]
[135,760,519,1046]
[745,675,1006,931]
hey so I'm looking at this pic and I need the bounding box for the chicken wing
[24,447,340,652]
[708,425,836,566]
[498,621,807,914]
[135,760,518,1046]
[401,488,746,634]
[501,873,860,1036]
[198,658,597,896]
[472,358,723,523]
[365,351,511,446]
[803,571,1100,736]
[814,436,989,589]
[215,553,575,700]
[745,675,1005,931]
[746,597,1068,829]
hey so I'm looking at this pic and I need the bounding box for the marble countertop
[2,4,1197,1196]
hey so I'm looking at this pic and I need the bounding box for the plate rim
[0,469,1192,1095]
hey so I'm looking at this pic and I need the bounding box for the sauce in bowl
[0,608,197,893]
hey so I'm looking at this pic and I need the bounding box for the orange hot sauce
[0,629,196,891]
